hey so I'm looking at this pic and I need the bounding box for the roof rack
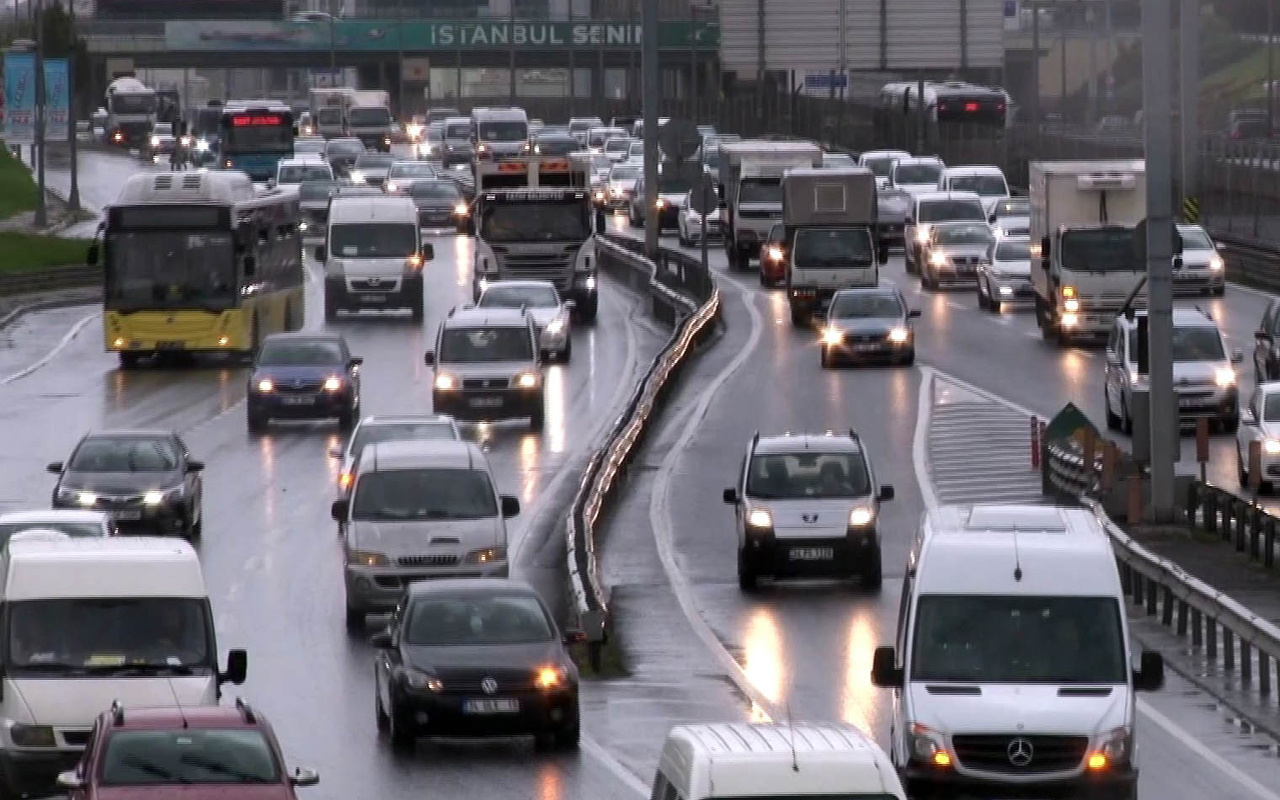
[235,697,257,723]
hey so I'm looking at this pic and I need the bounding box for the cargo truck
[349,89,393,151]
[471,153,605,322]
[718,141,823,271]
[104,77,157,149]
[1029,160,1148,345]
[309,87,354,138]
[781,167,886,325]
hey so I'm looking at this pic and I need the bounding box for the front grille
[398,554,459,567]
[951,255,982,266]
[738,209,780,220]
[275,379,323,393]
[952,734,1088,774]
[349,278,399,292]
[492,247,575,290]
[843,332,887,344]
[462,377,510,389]
[436,667,538,693]
[93,494,144,508]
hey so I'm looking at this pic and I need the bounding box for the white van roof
[0,537,206,600]
[661,723,903,798]
[328,195,417,224]
[916,504,1120,596]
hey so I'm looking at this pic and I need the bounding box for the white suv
[722,431,894,591]
[424,306,545,430]
[1103,307,1242,434]
[331,439,520,630]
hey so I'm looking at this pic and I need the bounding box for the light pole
[33,0,46,228]
[68,0,79,211]
[328,0,336,87]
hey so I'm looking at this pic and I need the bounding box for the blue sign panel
[804,73,848,90]
[4,52,36,144]
[44,59,69,143]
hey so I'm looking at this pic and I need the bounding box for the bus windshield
[106,231,237,311]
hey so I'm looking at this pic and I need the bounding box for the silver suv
[424,306,545,430]
[722,431,894,591]
[1104,307,1243,434]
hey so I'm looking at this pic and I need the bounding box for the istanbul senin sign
[164,20,720,52]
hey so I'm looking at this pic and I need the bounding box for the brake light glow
[964,102,979,112]
[231,115,283,126]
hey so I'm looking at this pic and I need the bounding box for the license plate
[359,294,387,303]
[790,547,834,560]
[1178,398,1200,409]
[114,510,142,520]
[156,341,184,350]
[463,698,519,714]
[469,397,503,408]
[281,396,316,406]
[854,343,880,353]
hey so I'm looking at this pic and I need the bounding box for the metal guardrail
[1042,438,1101,502]
[565,234,720,669]
[1184,482,1280,570]
[0,265,100,297]
[1215,233,1280,293]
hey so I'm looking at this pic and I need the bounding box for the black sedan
[47,430,205,539]
[407,180,469,234]
[371,578,583,750]
[247,333,362,433]
[819,284,920,367]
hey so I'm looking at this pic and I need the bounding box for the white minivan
[317,195,434,322]
[870,504,1164,800]
[652,722,906,799]
[0,537,246,799]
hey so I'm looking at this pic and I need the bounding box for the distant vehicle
[217,103,295,181]
[247,333,363,433]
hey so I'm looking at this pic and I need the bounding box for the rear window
[918,199,985,223]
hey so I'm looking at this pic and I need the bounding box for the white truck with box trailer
[718,141,823,271]
[1029,160,1148,345]
[781,167,885,325]
[349,89,393,151]
[309,87,355,138]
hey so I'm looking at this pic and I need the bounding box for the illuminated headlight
[535,665,569,690]
[256,379,274,392]
[348,170,365,183]
[299,221,309,231]
[585,275,597,290]
[434,374,458,390]
[766,245,784,262]
[655,198,666,209]
[915,228,930,243]
[403,669,444,692]
[385,181,398,193]
[75,491,98,507]
[1061,313,1079,327]
[888,327,910,343]
[516,372,539,388]
[1265,440,1280,455]
[10,724,56,748]
[928,251,947,267]
[466,546,507,564]
[454,202,469,216]
[849,506,875,526]
[347,549,391,567]
[1210,254,1224,271]
[150,136,160,147]
[746,508,773,528]
[1215,367,1236,387]
[545,317,565,335]
[821,327,843,345]
[909,723,951,767]
[143,487,181,506]
[1063,298,1080,312]
[195,139,209,152]
[323,376,344,391]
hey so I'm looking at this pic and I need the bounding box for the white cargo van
[652,722,906,799]
[870,504,1164,800]
[317,195,434,322]
[0,537,246,799]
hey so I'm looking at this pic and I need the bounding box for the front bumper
[1173,269,1226,295]
[53,496,189,534]
[740,531,878,577]
[327,275,423,310]
[822,333,914,361]
[0,748,81,797]
[538,326,569,352]
[393,685,577,737]
[986,275,1036,303]
[433,387,544,421]
[902,759,1137,800]
[682,217,722,240]
[248,387,356,419]
[1174,387,1238,420]
[347,563,509,610]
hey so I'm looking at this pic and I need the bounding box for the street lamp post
[33,0,46,228]
[328,0,337,87]
[68,0,80,211]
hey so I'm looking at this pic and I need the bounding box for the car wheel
[737,552,758,591]
[1213,285,1226,297]
[1120,396,1133,436]
[247,411,268,434]
[338,407,357,431]
[790,308,807,327]
[410,301,424,322]
[1238,447,1249,487]
[119,351,142,369]
[530,404,546,432]
[861,546,883,591]
[188,503,203,540]
[1221,414,1239,434]
[561,339,572,362]
[375,691,391,733]
[386,698,416,750]
[899,348,916,366]
[976,282,989,309]
[555,718,581,750]
[345,605,365,632]
[820,347,833,368]
[325,294,339,323]
[1104,388,1121,431]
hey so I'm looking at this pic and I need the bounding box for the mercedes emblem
[801,513,818,523]
[480,677,498,695]
[1007,737,1034,767]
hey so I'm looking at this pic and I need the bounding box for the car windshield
[911,595,1127,683]
[610,166,639,181]
[355,154,394,170]
[349,107,391,127]
[894,163,942,184]
[793,228,874,267]
[277,164,330,184]
[68,438,178,472]
[0,522,103,546]
[298,181,337,201]
[1060,228,1140,272]
[745,452,870,499]
[316,107,342,125]
[1266,394,1280,421]
[478,121,527,141]
[330,223,416,258]
[949,175,1007,196]
[105,231,237,312]
[479,285,559,308]
[99,729,279,786]
[935,224,994,246]
[480,202,589,242]
[994,240,1031,261]
[739,178,782,204]
[824,154,856,168]
[348,423,457,457]
[830,293,904,319]
[862,157,896,177]
[390,163,436,179]
[1127,326,1225,362]
[439,326,533,362]
[993,199,1029,218]
[1178,227,1213,250]
[326,140,363,156]
[604,138,631,153]
[535,136,577,155]
[445,122,470,139]
[294,139,326,154]
[351,468,497,521]
[918,200,985,223]
[410,182,461,200]
[257,338,345,366]
[6,597,211,673]
[405,594,553,645]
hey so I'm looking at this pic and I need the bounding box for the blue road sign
[804,73,848,90]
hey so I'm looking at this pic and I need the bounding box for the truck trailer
[718,140,823,271]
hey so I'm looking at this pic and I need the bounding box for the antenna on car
[1013,526,1024,582]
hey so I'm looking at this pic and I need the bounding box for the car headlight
[929,251,947,266]
[1063,298,1080,312]
[466,546,507,564]
[143,486,183,506]
[915,228,930,243]
[434,373,458,391]
[10,723,56,748]
[75,491,98,507]
[1092,726,1131,769]
[1216,367,1236,387]
[385,181,398,193]
[535,665,569,690]
[402,668,444,692]
[585,275,597,290]
[746,507,773,529]
[1210,254,1224,271]
[349,170,364,183]
[454,202,469,216]
[150,136,160,147]
[849,506,874,526]
[299,220,309,231]
[821,327,843,345]
[655,198,666,209]
[545,317,565,335]
[1264,439,1280,455]
[516,372,539,388]
[256,378,274,392]
[195,139,209,152]
[888,327,910,343]
[323,376,344,391]
[908,723,951,766]
[346,549,390,567]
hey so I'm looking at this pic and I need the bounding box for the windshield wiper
[121,756,187,783]
[11,661,90,674]
[178,754,273,783]
[84,662,195,676]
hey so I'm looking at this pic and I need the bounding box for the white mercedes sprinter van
[0,537,246,798]
[870,504,1163,800]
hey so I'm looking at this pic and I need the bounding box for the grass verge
[0,147,41,220]
[0,232,93,274]
[568,636,630,679]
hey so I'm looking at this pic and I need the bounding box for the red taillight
[997,103,1006,111]
[964,102,979,112]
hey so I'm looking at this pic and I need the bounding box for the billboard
[3,55,72,144]
[44,59,69,144]
[95,0,284,20]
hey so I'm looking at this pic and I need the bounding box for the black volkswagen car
[407,179,469,234]
[371,578,583,750]
[819,284,920,367]
[247,333,362,433]
[47,430,204,539]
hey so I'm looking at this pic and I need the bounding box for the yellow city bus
[89,171,304,368]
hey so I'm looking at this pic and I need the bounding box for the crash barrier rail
[1184,481,1280,570]
[1042,436,1104,503]
[1213,233,1280,294]
[1085,496,1280,709]
[566,234,720,669]
[0,265,100,297]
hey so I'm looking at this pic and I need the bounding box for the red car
[56,700,318,800]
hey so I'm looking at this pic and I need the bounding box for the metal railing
[566,233,719,669]
[0,265,100,297]
[1184,482,1280,570]
[1042,437,1102,502]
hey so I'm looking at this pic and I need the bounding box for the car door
[174,434,202,513]
[375,598,408,711]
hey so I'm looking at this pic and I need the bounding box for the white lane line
[0,311,100,385]
[582,734,650,797]
[912,364,1280,800]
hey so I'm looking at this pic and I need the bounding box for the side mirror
[46,462,64,474]
[1040,235,1051,261]
[1133,650,1164,692]
[878,485,895,501]
[86,244,99,266]
[56,772,82,790]
[1232,349,1244,364]
[368,629,393,648]
[1257,329,1270,342]
[423,351,435,366]
[907,309,922,318]
[315,246,326,262]
[186,460,205,472]
[349,356,363,368]
[723,487,738,504]
[330,498,350,521]
[562,629,587,645]
[221,648,248,685]
[870,645,903,688]
[328,447,344,459]
[501,495,521,517]
[422,243,435,261]
[564,300,577,310]
[289,768,320,788]
[877,245,889,265]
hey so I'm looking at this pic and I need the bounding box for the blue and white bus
[218,103,295,181]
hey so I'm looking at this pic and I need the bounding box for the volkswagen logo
[801,513,818,523]
[480,677,498,695]
[1007,737,1034,767]
[291,379,303,388]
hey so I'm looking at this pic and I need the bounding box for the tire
[554,719,581,750]
[247,411,268,434]
[410,301,424,322]
[1213,285,1226,297]
[1221,414,1239,434]
[1238,448,1249,487]
[338,407,357,431]
[1105,388,1121,431]
[861,546,883,591]
[574,297,598,324]
[325,294,340,323]
[375,691,391,733]
[899,348,916,366]
[345,605,365,632]
[737,552,759,591]
[759,269,771,287]
[820,347,833,368]
[530,403,545,431]
[976,283,989,310]
[187,503,203,541]
[561,339,572,363]
[118,351,142,369]
[1120,396,1133,436]
[790,308,807,327]
[386,699,416,750]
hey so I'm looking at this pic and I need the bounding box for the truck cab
[718,141,824,271]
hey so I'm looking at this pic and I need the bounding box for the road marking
[0,311,99,385]
[583,734,650,797]
[1139,701,1280,800]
